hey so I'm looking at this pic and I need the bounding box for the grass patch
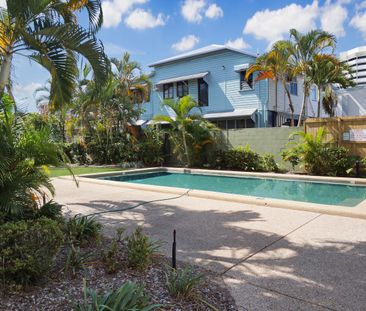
[49,166,124,177]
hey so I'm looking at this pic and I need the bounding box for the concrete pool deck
[68,167,366,219]
[53,177,366,311]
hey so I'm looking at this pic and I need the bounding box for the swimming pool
[100,171,366,207]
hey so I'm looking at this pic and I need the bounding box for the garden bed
[1,236,237,311]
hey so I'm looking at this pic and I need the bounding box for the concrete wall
[223,127,303,168]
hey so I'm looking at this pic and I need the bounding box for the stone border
[58,167,366,219]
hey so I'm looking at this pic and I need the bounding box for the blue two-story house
[137,44,306,129]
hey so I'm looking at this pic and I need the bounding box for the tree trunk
[298,75,307,127]
[0,53,13,121]
[317,86,322,118]
[182,128,190,167]
[284,82,295,127]
[274,77,278,127]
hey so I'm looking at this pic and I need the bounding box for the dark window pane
[236,119,246,128]
[246,118,255,128]
[198,78,208,106]
[217,120,226,129]
[177,81,189,98]
[227,120,235,129]
[163,83,174,99]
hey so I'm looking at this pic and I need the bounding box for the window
[198,78,208,106]
[227,120,236,129]
[290,79,298,96]
[163,83,174,99]
[176,81,189,98]
[240,70,253,90]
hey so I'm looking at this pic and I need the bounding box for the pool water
[100,172,366,207]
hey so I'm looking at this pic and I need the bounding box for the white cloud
[321,1,348,37]
[14,82,43,112]
[172,35,199,52]
[243,1,319,48]
[225,38,250,50]
[125,9,166,30]
[102,0,147,28]
[181,0,223,23]
[350,11,366,39]
[181,0,206,23]
[205,4,223,19]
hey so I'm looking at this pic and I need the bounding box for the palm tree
[287,29,336,126]
[0,0,109,113]
[0,105,72,219]
[153,95,216,167]
[246,42,296,126]
[307,54,354,117]
[111,52,151,110]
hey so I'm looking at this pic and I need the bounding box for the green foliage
[0,217,63,285]
[65,215,102,246]
[165,267,203,298]
[75,280,160,311]
[64,244,92,278]
[0,111,71,220]
[215,145,263,171]
[64,142,90,165]
[102,228,125,274]
[260,154,280,172]
[282,128,357,176]
[139,127,164,166]
[37,200,63,221]
[153,96,219,167]
[125,227,161,270]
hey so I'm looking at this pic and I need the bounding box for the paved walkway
[53,178,366,311]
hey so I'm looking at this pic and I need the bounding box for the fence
[305,116,366,157]
[223,127,301,165]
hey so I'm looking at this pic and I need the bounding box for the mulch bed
[1,236,238,311]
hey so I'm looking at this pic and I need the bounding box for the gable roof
[149,44,257,67]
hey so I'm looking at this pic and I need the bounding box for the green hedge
[0,217,64,285]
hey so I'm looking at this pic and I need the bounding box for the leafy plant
[37,200,64,221]
[260,154,280,172]
[165,266,203,298]
[75,280,160,311]
[139,127,164,166]
[65,215,102,246]
[125,227,161,270]
[102,228,125,274]
[64,244,93,278]
[0,217,63,285]
[282,128,357,176]
[215,145,263,171]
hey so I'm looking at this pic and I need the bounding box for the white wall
[336,86,366,116]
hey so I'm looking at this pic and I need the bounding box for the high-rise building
[340,46,366,86]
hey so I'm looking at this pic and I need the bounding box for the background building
[340,46,366,86]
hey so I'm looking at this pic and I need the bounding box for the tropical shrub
[0,217,63,285]
[75,281,160,311]
[260,154,280,172]
[214,145,263,171]
[153,96,219,167]
[65,215,102,245]
[37,200,64,221]
[139,127,164,166]
[165,267,203,298]
[125,227,161,270]
[281,128,357,176]
[0,109,71,221]
[102,228,125,274]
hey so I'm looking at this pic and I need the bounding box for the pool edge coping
[56,167,366,220]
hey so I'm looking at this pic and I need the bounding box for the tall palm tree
[111,52,151,108]
[307,54,354,117]
[0,0,109,113]
[246,42,296,126]
[153,95,216,167]
[287,29,336,126]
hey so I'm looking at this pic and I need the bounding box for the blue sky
[10,0,366,111]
